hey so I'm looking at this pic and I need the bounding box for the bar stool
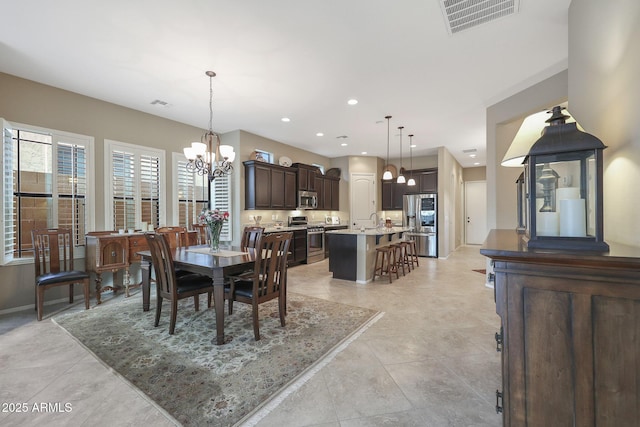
[373,246,399,283]
[406,239,420,268]
[389,244,407,276]
[395,241,413,273]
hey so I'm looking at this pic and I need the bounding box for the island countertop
[325,227,412,236]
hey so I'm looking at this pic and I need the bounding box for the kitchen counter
[325,227,411,236]
[262,225,307,233]
[326,227,411,283]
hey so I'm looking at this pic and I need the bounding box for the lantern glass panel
[533,151,596,239]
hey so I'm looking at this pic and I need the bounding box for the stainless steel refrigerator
[403,193,437,257]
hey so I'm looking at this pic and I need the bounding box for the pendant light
[407,134,416,186]
[382,115,393,180]
[396,126,406,184]
[183,71,235,181]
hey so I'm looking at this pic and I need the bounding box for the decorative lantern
[524,106,609,251]
[515,172,526,234]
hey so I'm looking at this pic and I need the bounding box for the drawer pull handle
[495,389,503,414]
[495,326,503,352]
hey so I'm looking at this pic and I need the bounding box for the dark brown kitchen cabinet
[292,163,319,191]
[314,174,340,210]
[244,160,296,210]
[481,229,640,427]
[418,169,437,193]
[381,180,405,210]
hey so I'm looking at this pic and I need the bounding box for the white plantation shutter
[56,142,87,247]
[211,175,232,241]
[1,121,15,264]
[140,154,160,229]
[112,150,136,230]
[177,159,195,227]
[106,140,165,231]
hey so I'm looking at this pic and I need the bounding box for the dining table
[137,244,258,345]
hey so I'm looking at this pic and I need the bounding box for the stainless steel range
[288,216,325,264]
[306,224,325,263]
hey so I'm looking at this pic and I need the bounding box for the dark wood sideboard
[85,231,197,304]
[480,229,640,426]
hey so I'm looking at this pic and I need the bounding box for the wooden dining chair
[240,226,265,251]
[191,223,210,245]
[227,231,293,340]
[144,232,214,334]
[155,226,188,248]
[32,228,91,321]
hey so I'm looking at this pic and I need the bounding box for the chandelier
[183,71,235,181]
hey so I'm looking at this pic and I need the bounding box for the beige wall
[438,147,464,257]
[486,70,568,231]
[463,167,486,182]
[569,0,640,247]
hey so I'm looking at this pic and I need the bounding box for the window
[172,153,232,241]
[0,119,94,265]
[105,140,165,230]
[173,153,208,228]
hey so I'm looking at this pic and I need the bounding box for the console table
[481,229,640,426]
[85,231,197,304]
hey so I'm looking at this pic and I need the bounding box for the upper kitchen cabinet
[381,179,406,210]
[293,163,319,192]
[244,160,297,210]
[417,169,438,193]
[315,174,340,210]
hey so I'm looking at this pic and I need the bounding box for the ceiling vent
[439,0,520,35]
[150,99,169,107]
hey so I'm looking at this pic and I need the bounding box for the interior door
[465,180,487,244]
[350,173,376,228]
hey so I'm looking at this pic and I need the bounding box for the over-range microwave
[298,191,318,210]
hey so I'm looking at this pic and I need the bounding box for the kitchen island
[326,227,411,283]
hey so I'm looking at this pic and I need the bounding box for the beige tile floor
[0,245,501,427]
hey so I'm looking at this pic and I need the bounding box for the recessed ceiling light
[347,99,358,105]
[474,162,480,165]
[470,154,477,158]
[316,132,324,137]
[281,117,290,122]
[361,151,367,155]
[410,144,417,148]
[341,143,348,147]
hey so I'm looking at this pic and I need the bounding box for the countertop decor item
[183,71,236,181]
[325,167,341,178]
[278,156,292,167]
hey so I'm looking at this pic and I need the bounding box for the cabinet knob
[495,326,503,352]
[495,389,503,414]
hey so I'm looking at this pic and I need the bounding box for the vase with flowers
[199,208,229,252]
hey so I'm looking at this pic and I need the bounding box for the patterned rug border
[51,293,383,427]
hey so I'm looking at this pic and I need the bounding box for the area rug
[53,293,381,426]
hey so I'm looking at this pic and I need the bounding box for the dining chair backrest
[32,228,76,276]
[253,231,292,298]
[241,226,265,251]
[156,226,188,248]
[191,223,210,245]
[144,232,177,299]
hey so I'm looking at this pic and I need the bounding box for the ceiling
[0,0,570,168]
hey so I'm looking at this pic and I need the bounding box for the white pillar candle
[560,199,586,237]
[537,212,559,236]
[557,187,580,201]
